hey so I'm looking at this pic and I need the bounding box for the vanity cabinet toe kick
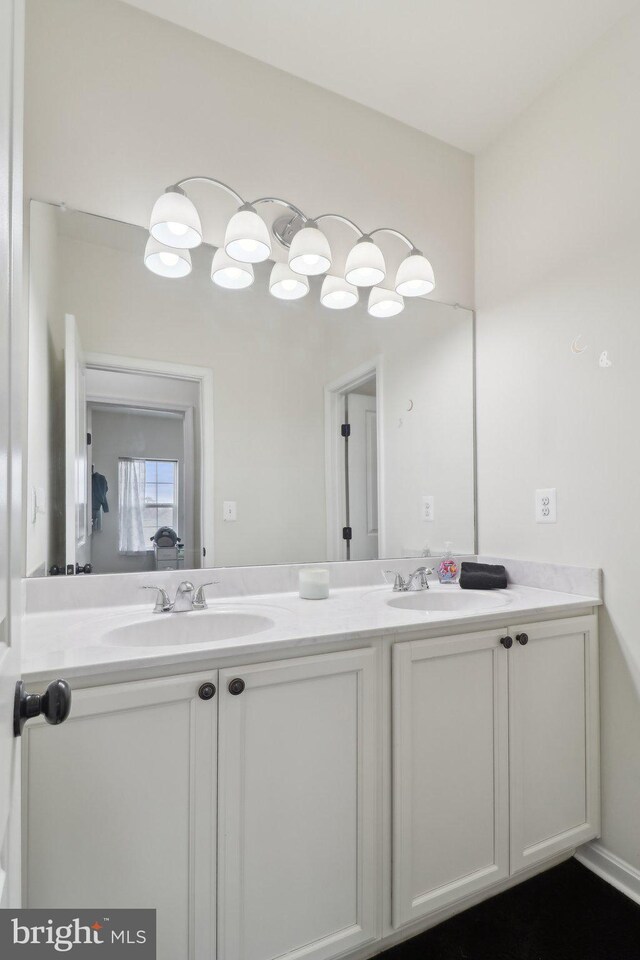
[22,614,599,960]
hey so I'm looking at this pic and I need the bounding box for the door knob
[516,633,529,645]
[14,679,72,737]
[499,636,513,649]
[228,678,245,695]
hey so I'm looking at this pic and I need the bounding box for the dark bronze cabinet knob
[516,633,529,645]
[500,636,513,649]
[228,678,245,696]
[14,679,71,737]
[198,682,216,701]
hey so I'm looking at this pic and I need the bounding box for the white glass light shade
[368,286,404,318]
[149,188,202,249]
[345,237,386,286]
[269,262,309,300]
[395,253,435,296]
[289,223,331,276]
[144,236,192,278]
[210,248,254,289]
[320,276,358,310]
[224,206,271,263]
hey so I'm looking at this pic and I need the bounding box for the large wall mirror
[26,199,475,577]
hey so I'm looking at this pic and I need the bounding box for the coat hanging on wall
[91,466,109,530]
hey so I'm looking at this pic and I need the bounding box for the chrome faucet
[384,566,433,592]
[172,580,196,613]
[143,580,218,613]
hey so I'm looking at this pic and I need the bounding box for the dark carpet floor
[378,859,640,960]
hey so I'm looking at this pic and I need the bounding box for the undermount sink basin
[387,589,510,613]
[105,610,275,647]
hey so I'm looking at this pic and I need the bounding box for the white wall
[23,0,473,309]
[476,8,640,871]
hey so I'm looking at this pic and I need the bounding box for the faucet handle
[193,581,220,609]
[414,566,433,587]
[142,585,172,613]
[383,570,406,592]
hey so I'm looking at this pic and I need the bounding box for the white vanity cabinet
[23,647,379,960]
[217,647,379,960]
[22,671,218,960]
[392,629,510,927]
[23,612,599,960]
[508,616,600,872]
[392,615,600,929]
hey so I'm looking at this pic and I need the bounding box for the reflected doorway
[325,362,382,562]
[61,332,214,574]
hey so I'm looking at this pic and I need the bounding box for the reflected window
[118,458,178,554]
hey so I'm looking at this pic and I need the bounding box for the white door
[509,615,600,873]
[347,393,378,561]
[0,0,22,909]
[65,313,90,571]
[218,648,379,960]
[392,631,510,927]
[23,672,217,960]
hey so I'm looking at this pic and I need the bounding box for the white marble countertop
[22,581,601,683]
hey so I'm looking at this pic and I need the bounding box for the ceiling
[121,0,637,153]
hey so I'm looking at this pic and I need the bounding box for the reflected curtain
[118,458,146,554]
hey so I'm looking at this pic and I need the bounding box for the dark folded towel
[459,561,508,590]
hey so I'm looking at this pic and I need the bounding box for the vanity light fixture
[144,236,192,278]
[224,203,272,263]
[368,286,405,318]
[344,235,386,287]
[211,248,254,289]
[395,251,436,297]
[320,276,359,310]
[145,176,435,310]
[288,220,332,276]
[269,262,310,300]
[149,186,202,249]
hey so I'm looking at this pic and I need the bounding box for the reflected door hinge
[341,423,351,438]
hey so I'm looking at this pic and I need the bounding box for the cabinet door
[218,648,379,960]
[392,631,509,927]
[509,615,600,873]
[23,671,217,960]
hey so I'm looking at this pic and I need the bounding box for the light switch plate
[421,496,435,522]
[535,488,557,523]
[223,501,237,522]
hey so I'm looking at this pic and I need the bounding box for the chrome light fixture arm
[174,176,245,205]
[369,226,418,253]
[314,213,364,238]
[249,196,307,220]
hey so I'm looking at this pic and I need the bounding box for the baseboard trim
[575,842,640,906]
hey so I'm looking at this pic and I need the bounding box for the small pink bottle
[437,543,459,584]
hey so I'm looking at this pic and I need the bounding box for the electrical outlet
[535,488,557,523]
[422,496,435,522]
[223,501,237,522]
